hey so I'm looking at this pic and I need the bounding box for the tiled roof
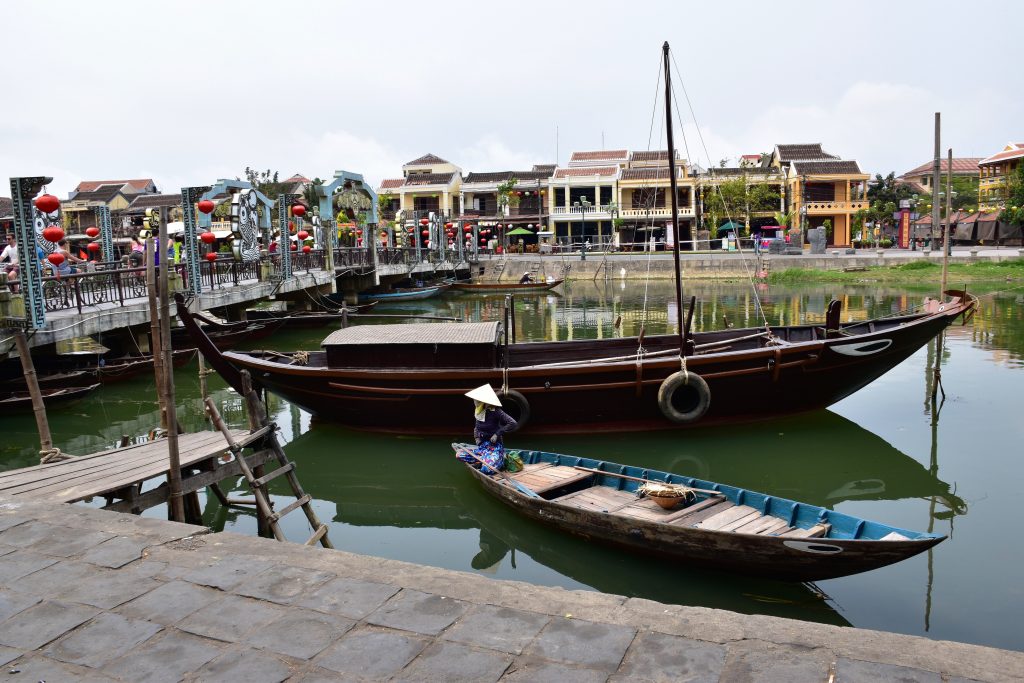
[126,194,182,210]
[0,197,12,217]
[792,160,863,175]
[403,172,457,186]
[378,178,404,190]
[899,158,982,177]
[620,168,683,181]
[701,167,779,177]
[775,144,839,162]
[532,164,557,173]
[69,185,130,203]
[463,170,553,184]
[629,150,678,162]
[553,166,618,179]
[979,143,1024,166]
[569,150,628,165]
[75,179,154,193]
[284,174,310,184]
[405,153,449,166]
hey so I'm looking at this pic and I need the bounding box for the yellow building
[978,143,1024,211]
[616,150,693,248]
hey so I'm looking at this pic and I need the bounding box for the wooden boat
[356,285,443,303]
[245,301,378,328]
[454,444,943,581]
[451,278,564,293]
[0,383,101,411]
[171,321,277,351]
[2,370,95,390]
[92,349,197,384]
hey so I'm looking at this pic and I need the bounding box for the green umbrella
[507,227,534,236]
[717,221,743,234]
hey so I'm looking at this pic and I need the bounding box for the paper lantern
[46,252,65,266]
[356,229,363,236]
[419,218,429,225]
[42,226,64,243]
[291,204,306,217]
[421,230,429,237]
[200,232,216,244]
[35,194,60,213]
[205,252,217,262]
[444,222,453,229]
[302,245,311,253]
[464,226,472,232]
[85,226,99,238]
[297,230,309,240]
[87,242,100,252]
[197,199,215,214]
[290,242,297,251]
[288,221,296,233]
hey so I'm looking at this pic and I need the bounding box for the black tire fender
[657,371,711,424]
[501,389,530,432]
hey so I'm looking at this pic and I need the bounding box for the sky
[1,0,1020,198]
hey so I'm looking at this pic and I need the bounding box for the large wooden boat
[454,444,943,581]
[0,383,101,411]
[451,278,564,293]
[175,289,976,435]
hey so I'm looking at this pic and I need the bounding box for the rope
[291,350,309,366]
[680,355,689,383]
[39,447,74,464]
[501,367,509,395]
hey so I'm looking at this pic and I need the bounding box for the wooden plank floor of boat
[509,464,592,496]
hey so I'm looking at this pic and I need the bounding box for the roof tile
[553,166,619,179]
[75,179,155,193]
[900,158,982,177]
[792,160,863,175]
[775,144,839,162]
[405,153,449,166]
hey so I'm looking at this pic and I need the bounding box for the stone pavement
[0,496,1020,682]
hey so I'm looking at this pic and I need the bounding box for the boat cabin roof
[322,321,501,347]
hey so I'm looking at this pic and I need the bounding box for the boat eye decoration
[832,339,892,357]
[783,540,843,555]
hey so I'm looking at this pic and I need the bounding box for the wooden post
[941,148,952,296]
[239,369,271,537]
[198,354,210,420]
[930,113,941,257]
[146,239,166,430]
[13,330,52,458]
[158,209,186,524]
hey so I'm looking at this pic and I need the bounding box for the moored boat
[452,444,943,581]
[451,278,564,293]
[0,383,101,411]
[356,285,443,303]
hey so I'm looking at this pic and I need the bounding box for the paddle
[571,466,724,497]
[453,445,542,499]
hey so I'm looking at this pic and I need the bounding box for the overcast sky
[2,1,1020,197]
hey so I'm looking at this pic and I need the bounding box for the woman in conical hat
[458,384,517,474]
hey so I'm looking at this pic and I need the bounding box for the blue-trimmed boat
[356,285,443,304]
[453,444,944,581]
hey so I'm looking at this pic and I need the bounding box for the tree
[244,168,291,199]
[496,177,519,215]
[302,178,324,215]
[867,172,914,206]
[915,175,980,214]
[703,176,779,233]
[999,163,1024,224]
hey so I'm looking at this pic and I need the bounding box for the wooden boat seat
[779,523,831,539]
[511,465,593,496]
[696,505,761,531]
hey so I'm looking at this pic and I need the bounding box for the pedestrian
[457,384,517,474]
[128,235,145,266]
[54,239,84,275]
[1,234,18,266]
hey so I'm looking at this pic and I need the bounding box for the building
[616,150,692,247]
[382,154,463,218]
[458,167,552,231]
[71,179,156,199]
[61,183,136,232]
[548,150,628,245]
[978,143,1024,211]
[898,158,981,194]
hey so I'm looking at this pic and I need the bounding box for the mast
[663,41,685,354]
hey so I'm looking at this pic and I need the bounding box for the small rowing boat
[0,383,101,411]
[451,278,564,293]
[453,444,943,581]
[356,285,443,303]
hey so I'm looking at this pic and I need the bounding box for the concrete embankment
[0,495,1020,681]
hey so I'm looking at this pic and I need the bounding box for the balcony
[803,200,869,214]
[619,206,694,218]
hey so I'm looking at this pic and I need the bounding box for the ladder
[205,397,332,548]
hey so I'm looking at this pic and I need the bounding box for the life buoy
[657,371,710,424]
[501,389,530,431]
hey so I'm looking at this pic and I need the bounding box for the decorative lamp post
[572,198,592,260]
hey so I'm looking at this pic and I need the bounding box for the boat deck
[508,464,830,538]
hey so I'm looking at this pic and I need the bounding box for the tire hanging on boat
[657,371,710,424]
[500,389,530,431]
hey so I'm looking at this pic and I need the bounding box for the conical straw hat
[464,384,502,406]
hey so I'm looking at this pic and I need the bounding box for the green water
[2,281,1022,650]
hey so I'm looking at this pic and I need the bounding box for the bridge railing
[334,247,373,269]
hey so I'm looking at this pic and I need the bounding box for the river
[1,279,1021,651]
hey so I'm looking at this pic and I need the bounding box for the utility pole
[931,113,941,254]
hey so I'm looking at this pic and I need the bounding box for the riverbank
[770,257,1024,285]
[0,495,1021,681]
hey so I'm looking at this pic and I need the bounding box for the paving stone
[0,520,113,557]
[44,612,162,669]
[443,604,550,655]
[614,630,726,682]
[195,647,294,682]
[0,550,58,582]
[524,617,636,672]
[0,514,29,533]
[247,611,355,660]
[181,557,274,590]
[289,666,361,682]
[294,576,399,619]
[234,565,336,605]
[57,567,161,609]
[719,645,832,682]
[395,640,513,682]
[835,657,942,682]
[178,594,287,642]
[0,545,17,557]
[7,559,98,595]
[0,600,99,650]
[103,628,224,682]
[501,657,609,683]
[0,589,41,622]
[0,645,21,667]
[116,579,224,625]
[3,653,117,682]
[80,535,150,568]
[315,628,427,679]
[366,588,469,636]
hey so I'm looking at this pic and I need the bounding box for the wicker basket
[650,494,684,510]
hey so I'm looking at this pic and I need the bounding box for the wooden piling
[13,330,53,460]
[157,211,186,524]
[145,239,166,430]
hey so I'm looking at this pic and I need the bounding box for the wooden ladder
[205,397,332,548]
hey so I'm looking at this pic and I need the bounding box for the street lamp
[572,198,592,260]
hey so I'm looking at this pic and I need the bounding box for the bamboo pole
[145,238,166,430]
[13,330,52,459]
[157,209,185,523]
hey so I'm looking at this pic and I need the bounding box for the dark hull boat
[454,445,943,581]
[356,285,443,303]
[176,290,975,435]
[0,383,101,411]
[93,349,197,384]
[170,321,276,351]
[245,302,378,328]
[451,278,564,293]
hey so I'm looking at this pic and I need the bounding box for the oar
[572,466,724,497]
[454,445,542,499]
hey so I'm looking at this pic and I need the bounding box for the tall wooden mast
[663,41,685,354]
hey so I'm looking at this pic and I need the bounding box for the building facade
[978,143,1024,211]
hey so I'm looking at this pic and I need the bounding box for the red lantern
[288,221,296,233]
[297,230,309,240]
[205,252,217,262]
[421,230,429,237]
[42,226,64,243]
[85,226,99,238]
[197,199,215,214]
[46,252,65,266]
[302,245,311,253]
[35,194,60,213]
[200,232,216,244]
[496,224,503,229]
[444,222,453,229]
[87,242,101,252]
[291,204,306,217]
[463,225,472,232]
[290,242,297,251]
[419,218,429,226]
[356,229,363,236]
